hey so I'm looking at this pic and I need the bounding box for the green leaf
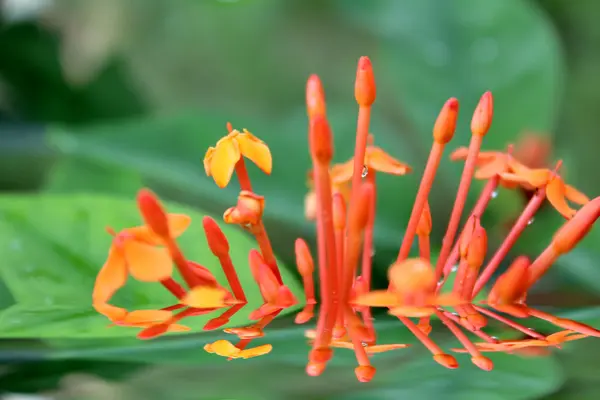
[62,320,562,400]
[44,157,144,196]
[0,194,301,338]
[45,0,563,271]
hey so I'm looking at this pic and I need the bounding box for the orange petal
[449,147,469,161]
[565,184,590,205]
[168,324,191,333]
[474,158,506,180]
[167,213,192,238]
[237,130,272,174]
[366,146,412,175]
[237,344,273,359]
[388,306,435,318]
[94,302,127,321]
[509,163,552,187]
[209,137,241,188]
[547,178,577,219]
[93,246,128,303]
[123,240,173,282]
[224,326,264,339]
[181,286,230,308]
[203,147,215,176]
[123,309,172,325]
[353,290,399,307]
[365,344,410,354]
[204,339,241,357]
[330,160,355,184]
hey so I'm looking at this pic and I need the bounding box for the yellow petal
[203,147,215,176]
[124,310,172,324]
[547,178,577,219]
[330,160,354,184]
[123,240,173,282]
[304,191,317,221]
[366,146,412,175]
[204,340,241,357]
[181,286,229,308]
[565,184,589,205]
[166,213,191,238]
[237,344,273,359]
[237,131,272,174]
[210,138,241,188]
[93,246,128,303]
[353,290,400,307]
[94,302,127,321]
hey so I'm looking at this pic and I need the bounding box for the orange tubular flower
[92,213,191,305]
[89,56,600,382]
[500,160,589,218]
[331,136,412,183]
[204,127,272,188]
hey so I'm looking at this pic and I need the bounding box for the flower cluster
[92,56,600,383]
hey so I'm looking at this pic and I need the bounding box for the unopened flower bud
[355,56,376,107]
[223,191,265,226]
[471,91,494,137]
[433,98,459,144]
[306,74,326,119]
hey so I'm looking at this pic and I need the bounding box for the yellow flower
[204,128,272,188]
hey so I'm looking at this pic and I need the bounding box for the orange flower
[93,303,190,332]
[203,128,272,188]
[204,339,272,359]
[92,213,191,304]
[450,147,518,188]
[180,286,239,309]
[500,160,589,218]
[330,138,412,183]
[354,259,461,317]
[305,329,409,354]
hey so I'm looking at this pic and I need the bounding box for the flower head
[204,126,272,188]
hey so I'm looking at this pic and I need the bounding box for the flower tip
[471,91,494,137]
[433,97,459,144]
[136,189,171,239]
[355,365,376,383]
[306,362,326,377]
[552,196,600,255]
[295,238,314,277]
[306,74,326,119]
[202,216,230,257]
[433,353,459,369]
[355,56,376,107]
[309,115,334,164]
[295,310,314,324]
[472,356,494,371]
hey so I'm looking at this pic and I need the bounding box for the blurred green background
[1,0,600,398]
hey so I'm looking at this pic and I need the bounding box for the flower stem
[160,277,187,299]
[472,187,546,296]
[396,142,445,265]
[435,134,483,280]
[474,305,545,339]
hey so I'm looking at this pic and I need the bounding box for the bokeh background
[1,0,600,399]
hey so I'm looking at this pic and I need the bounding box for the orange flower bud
[416,201,432,236]
[488,256,530,304]
[295,238,314,277]
[433,98,459,144]
[332,192,347,230]
[188,261,220,287]
[552,196,600,255]
[459,216,487,267]
[471,91,494,137]
[472,356,493,371]
[354,56,376,107]
[433,353,458,369]
[355,365,376,383]
[202,216,230,257]
[223,191,265,226]
[137,189,170,239]
[389,258,436,295]
[309,115,333,164]
[306,74,326,119]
